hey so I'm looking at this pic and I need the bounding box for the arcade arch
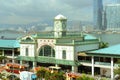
[39,45,55,57]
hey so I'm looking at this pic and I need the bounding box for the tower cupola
[54,14,67,38]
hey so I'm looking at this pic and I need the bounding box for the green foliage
[0,56,6,61]
[114,59,120,75]
[53,72,65,80]
[99,42,109,49]
[36,67,46,79]
[114,64,120,75]
[44,70,64,80]
[6,75,20,80]
[100,78,108,80]
[14,78,20,80]
[0,73,5,79]
[44,70,51,80]
[36,67,65,80]
[76,74,94,80]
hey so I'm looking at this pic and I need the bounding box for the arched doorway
[39,45,55,57]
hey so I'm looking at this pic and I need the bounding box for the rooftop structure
[18,14,100,73]
[0,39,20,64]
[84,44,120,79]
[88,44,120,56]
[105,4,120,31]
[93,0,103,30]
[0,40,19,48]
[0,14,119,80]
[115,0,120,3]
[54,14,67,20]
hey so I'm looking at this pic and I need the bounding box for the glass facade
[105,4,120,31]
[116,0,120,3]
[93,0,103,30]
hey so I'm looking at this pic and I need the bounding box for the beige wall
[55,46,74,60]
[20,44,35,57]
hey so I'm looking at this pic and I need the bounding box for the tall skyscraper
[102,10,107,30]
[105,4,120,31]
[93,0,103,30]
[116,0,120,3]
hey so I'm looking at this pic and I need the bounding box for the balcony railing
[79,60,91,63]
[55,59,77,66]
[18,56,120,67]
[36,56,76,66]
[36,56,56,63]
[79,60,119,67]
[17,56,77,66]
[95,62,111,66]
[17,56,35,61]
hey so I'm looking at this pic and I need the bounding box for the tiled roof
[0,40,20,48]
[89,44,120,55]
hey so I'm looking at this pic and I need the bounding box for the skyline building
[115,0,120,3]
[102,10,107,30]
[105,4,120,31]
[93,0,103,30]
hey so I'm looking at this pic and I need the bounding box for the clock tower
[54,14,67,38]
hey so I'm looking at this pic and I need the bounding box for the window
[25,48,28,56]
[62,50,66,59]
[39,45,55,57]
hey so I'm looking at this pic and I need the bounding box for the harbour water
[0,30,120,46]
[91,33,120,46]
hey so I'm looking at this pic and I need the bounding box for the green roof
[35,32,54,38]
[84,34,97,40]
[35,31,97,40]
[0,40,20,48]
[89,44,120,55]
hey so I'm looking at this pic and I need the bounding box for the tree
[0,56,7,63]
[36,67,65,80]
[0,56,6,60]
[36,67,46,80]
[0,73,5,79]
[114,60,120,80]
[114,60,120,75]
[76,74,94,80]
[99,42,109,49]
[53,72,65,80]
[114,65,120,74]
[44,70,51,80]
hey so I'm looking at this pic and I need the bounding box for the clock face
[55,21,59,25]
[62,22,66,29]
[55,21,66,30]
[55,21,60,29]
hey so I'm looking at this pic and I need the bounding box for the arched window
[39,45,55,57]
[26,48,28,56]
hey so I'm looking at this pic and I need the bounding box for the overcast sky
[0,0,114,24]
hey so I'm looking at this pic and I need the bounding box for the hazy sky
[0,0,114,24]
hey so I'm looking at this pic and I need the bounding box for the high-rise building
[102,10,107,30]
[116,0,120,3]
[93,0,103,30]
[105,4,120,31]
